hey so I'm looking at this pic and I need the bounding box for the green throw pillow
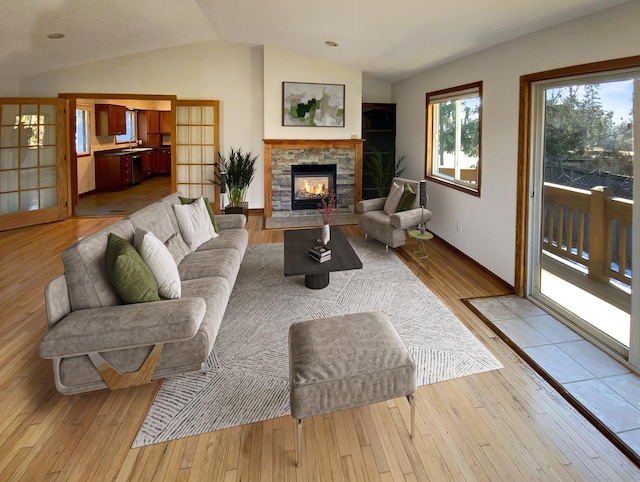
[180,196,220,233]
[396,182,417,212]
[106,233,160,304]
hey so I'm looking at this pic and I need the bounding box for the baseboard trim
[79,189,96,198]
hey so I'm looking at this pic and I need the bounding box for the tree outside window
[426,81,482,195]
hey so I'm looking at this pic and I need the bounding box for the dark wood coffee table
[284,226,362,289]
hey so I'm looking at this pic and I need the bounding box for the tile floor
[469,295,640,456]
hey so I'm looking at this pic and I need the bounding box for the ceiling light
[325,41,338,47]
[46,33,65,40]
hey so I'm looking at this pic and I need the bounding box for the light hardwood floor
[1,213,639,481]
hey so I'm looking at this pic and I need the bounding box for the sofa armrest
[217,214,246,230]
[45,274,71,329]
[39,298,206,359]
[356,197,387,213]
[389,208,433,229]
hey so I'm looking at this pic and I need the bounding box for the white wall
[263,46,362,140]
[363,75,392,104]
[393,1,640,285]
[18,40,266,208]
[0,82,19,97]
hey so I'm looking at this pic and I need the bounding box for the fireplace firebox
[291,164,337,210]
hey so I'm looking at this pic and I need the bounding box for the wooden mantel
[263,139,364,218]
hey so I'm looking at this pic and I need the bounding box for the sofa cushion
[128,201,177,244]
[180,196,220,232]
[383,181,403,215]
[63,219,135,311]
[178,248,243,289]
[197,228,249,258]
[396,182,416,212]
[165,233,191,265]
[134,229,181,299]
[106,233,160,304]
[173,197,218,251]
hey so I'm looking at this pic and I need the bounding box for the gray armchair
[356,177,432,249]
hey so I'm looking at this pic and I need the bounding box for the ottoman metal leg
[407,394,415,438]
[296,419,302,466]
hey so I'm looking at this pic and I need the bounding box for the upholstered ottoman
[288,311,416,465]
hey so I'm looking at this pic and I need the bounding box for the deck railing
[542,183,632,311]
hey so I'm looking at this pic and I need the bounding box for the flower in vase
[319,191,337,225]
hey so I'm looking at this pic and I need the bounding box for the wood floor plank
[1,199,639,480]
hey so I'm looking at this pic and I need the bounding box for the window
[426,81,482,195]
[75,107,90,155]
[116,109,136,143]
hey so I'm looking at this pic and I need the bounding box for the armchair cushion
[383,181,404,215]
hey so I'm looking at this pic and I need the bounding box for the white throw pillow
[383,182,403,215]
[172,196,217,252]
[133,228,182,299]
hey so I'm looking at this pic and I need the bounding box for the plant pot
[224,202,248,217]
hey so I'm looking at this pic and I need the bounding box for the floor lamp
[419,180,427,235]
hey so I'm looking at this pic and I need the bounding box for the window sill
[426,174,480,197]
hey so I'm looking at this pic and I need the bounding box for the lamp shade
[419,180,427,208]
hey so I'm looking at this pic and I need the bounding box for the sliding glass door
[528,71,638,358]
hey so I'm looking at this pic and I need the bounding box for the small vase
[321,224,331,245]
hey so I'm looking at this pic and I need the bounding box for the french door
[0,99,67,231]
[527,70,639,360]
[174,100,221,213]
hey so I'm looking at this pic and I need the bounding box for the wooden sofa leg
[87,343,164,390]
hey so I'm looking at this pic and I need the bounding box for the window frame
[425,81,483,196]
[75,106,91,157]
[115,109,137,144]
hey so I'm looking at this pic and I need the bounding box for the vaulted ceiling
[0,0,631,86]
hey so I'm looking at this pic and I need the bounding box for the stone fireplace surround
[263,139,363,219]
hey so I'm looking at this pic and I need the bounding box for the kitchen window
[426,81,482,196]
[75,107,90,156]
[116,109,137,144]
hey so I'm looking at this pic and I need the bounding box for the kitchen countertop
[95,146,171,157]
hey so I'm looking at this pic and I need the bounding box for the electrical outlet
[456,220,462,232]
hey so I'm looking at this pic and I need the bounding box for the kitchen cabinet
[160,111,171,134]
[141,151,154,181]
[95,154,131,191]
[156,148,172,174]
[138,110,162,147]
[95,104,126,136]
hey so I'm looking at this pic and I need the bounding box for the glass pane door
[529,73,637,356]
[175,101,220,213]
[0,99,66,230]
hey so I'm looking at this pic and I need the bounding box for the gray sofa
[39,192,248,395]
[357,177,432,248]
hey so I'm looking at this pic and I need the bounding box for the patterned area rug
[132,237,502,447]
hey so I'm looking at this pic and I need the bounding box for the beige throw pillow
[134,228,181,299]
[173,196,218,252]
[383,182,403,215]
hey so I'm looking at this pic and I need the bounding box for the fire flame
[302,179,326,195]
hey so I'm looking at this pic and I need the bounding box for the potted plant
[364,147,406,198]
[212,147,258,215]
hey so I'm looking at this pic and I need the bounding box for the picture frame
[282,81,345,127]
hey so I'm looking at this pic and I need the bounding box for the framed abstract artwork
[282,82,345,127]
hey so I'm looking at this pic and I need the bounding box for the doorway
[62,94,176,217]
[519,59,639,364]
